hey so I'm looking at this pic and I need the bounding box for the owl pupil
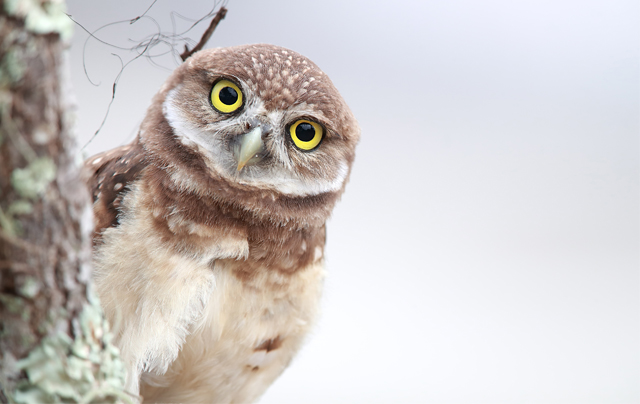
[219,87,238,105]
[296,123,315,142]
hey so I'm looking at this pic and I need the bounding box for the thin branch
[130,0,158,24]
[66,1,227,146]
[180,7,227,61]
[82,40,155,150]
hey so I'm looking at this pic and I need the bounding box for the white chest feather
[92,186,325,403]
[140,262,324,403]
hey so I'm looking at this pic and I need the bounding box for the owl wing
[83,139,148,243]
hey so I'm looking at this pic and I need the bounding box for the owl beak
[235,126,265,171]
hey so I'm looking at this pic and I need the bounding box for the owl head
[138,44,359,226]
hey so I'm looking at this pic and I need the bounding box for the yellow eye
[289,119,323,151]
[211,79,243,113]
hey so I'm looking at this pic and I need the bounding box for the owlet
[84,44,359,403]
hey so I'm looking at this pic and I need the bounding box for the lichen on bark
[4,0,73,40]
[0,1,126,402]
[13,291,129,404]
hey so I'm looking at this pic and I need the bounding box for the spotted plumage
[84,44,359,403]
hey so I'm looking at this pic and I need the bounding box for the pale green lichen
[8,200,34,216]
[0,49,25,87]
[4,0,73,40]
[0,205,19,236]
[11,157,56,200]
[12,292,131,404]
[17,277,40,299]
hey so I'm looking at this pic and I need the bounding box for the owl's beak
[235,126,265,171]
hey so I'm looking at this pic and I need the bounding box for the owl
[83,44,359,403]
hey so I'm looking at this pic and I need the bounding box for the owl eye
[289,119,323,151]
[211,79,243,113]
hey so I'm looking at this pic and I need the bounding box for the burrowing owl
[84,44,359,402]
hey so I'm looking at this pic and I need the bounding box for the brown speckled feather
[83,139,147,242]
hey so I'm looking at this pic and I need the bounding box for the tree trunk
[0,0,127,402]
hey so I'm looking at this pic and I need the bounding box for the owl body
[85,44,358,402]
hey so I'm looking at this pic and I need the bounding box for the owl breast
[140,258,325,403]
[92,173,326,403]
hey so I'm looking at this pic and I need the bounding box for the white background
[66,0,638,402]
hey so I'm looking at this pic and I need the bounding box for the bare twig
[180,7,227,61]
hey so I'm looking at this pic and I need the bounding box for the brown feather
[83,139,147,243]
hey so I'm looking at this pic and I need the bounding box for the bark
[0,0,126,402]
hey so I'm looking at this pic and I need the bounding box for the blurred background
[66,0,638,402]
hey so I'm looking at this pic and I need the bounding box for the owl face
[156,44,359,198]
